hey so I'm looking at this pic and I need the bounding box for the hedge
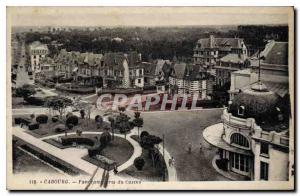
[15,117,31,126]
[52,116,59,123]
[36,114,48,124]
[24,96,45,106]
[61,136,96,146]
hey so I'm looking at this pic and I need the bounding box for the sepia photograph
[6,6,295,190]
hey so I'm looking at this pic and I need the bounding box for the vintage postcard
[6,6,295,190]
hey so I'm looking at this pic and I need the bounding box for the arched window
[231,133,250,148]
[238,105,245,116]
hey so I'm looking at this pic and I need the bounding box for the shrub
[66,115,79,126]
[95,115,103,123]
[28,123,39,130]
[100,131,112,147]
[88,144,103,157]
[134,157,145,170]
[140,131,149,139]
[24,96,45,106]
[54,124,66,133]
[14,117,22,125]
[66,123,74,130]
[66,112,73,119]
[52,116,59,123]
[76,129,83,136]
[16,117,31,126]
[36,114,48,124]
[30,113,35,119]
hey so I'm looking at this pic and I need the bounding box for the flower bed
[35,78,55,88]
[60,135,96,146]
[98,88,143,96]
[56,84,95,94]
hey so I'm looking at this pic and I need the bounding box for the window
[229,152,250,173]
[139,69,143,75]
[230,133,250,148]
[238,106,245,116]
[260,162,269,180]
[260,142,269,156]
[138,78,141,84]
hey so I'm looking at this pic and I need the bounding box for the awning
[203,123,253,156]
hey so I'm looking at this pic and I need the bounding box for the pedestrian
[188,142,192,154]
[113,165,118,174]
[168,158,172,167]
[171,156,175,167]
[199,142,202,152]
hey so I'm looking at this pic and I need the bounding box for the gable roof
[260,41,288,66]
[171,62,187,79]
[196,36,244,49]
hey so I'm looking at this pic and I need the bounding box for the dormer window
[238,106,245,116]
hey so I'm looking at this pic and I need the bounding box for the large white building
[203,81,291,181]
[229,41,289,100]
[29,41,49,72]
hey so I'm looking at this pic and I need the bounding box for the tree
[66,115,79,127]
[115,113,131,139]
[95,115,103,129]
[46,96,73,118]
[134,157,145,170]
[80,109,85,119]
[133,112,143,139]
[100,131,112,147]
[140,131,149,139]
[140,134,162,167]
[15,84,36,99]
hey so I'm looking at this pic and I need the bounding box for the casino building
[203,81,291,181]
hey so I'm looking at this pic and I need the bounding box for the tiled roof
[196,36,244,49]
[220,53,246,64]
[261,41,288,65]
[171,62,187,79]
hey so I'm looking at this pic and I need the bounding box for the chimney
[209,35,214,48]
[138,53,142,62]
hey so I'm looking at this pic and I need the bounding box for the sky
[7,7,291,27]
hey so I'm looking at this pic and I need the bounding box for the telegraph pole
[162,134,165,181]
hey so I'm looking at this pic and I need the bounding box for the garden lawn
[13,147,62,175]
[118,135,167,181]
[25,116,109,138]
[43,134,101,149]
[82,136,134,169]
